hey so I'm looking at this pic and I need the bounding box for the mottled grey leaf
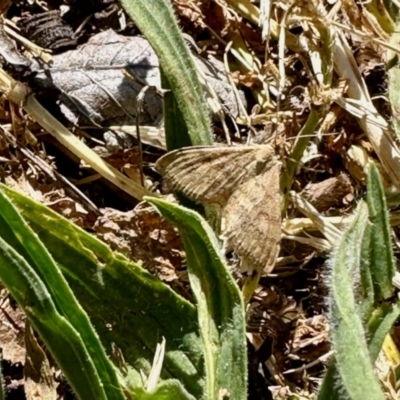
[33,29,245,131]
[34,29,163,127]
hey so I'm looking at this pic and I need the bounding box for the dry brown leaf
[24,323,57,400]
[172,0,207,29]
[300,174,354,211]
[94,204,190,299]
[0,293,25,365]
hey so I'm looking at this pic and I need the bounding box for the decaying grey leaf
[156,145,281,273]
[34,29,245,131]
[34,29,163,127]
[194,52,245,120]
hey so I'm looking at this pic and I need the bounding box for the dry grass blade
[334,32,400,188]
[156,145,281,273]
[4,19,52,64]
[109,125,166,150]
[289,191,342,247]
[260,0,272,41]
[0,68,154,201]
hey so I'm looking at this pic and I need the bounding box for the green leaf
[0,236,108,400]
[119,0,213,147]
[367,302,400,361]
[131,378,196,400]
[147,197,247,400]
[317,364,339,400]
[365,162,395,300]
[320,164,398,400]
[359,223,375,322]
[0,187,125,400]
[326,201,385,400]
[280,108,325,210]
[1,184,205,398]
[161,68,192,151]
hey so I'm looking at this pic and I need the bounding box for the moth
[156,145,281,275]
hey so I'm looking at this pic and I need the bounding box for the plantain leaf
[0,183,205,398]
[0,187,125,400]
[147,197,247,400]
[0,235,108,400]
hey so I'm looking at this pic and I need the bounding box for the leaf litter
[0,0,399,399]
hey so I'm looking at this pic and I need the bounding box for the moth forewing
[156,145,275,176]
[156,144,281,276]
[156,145,276,207]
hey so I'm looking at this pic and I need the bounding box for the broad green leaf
[161,69,192,151]
[147,197,247,400]
[320,164,398,400]
[126,364,195,399]
[0,187,125,400]
[0,184,205,398]
[0,236,108,400]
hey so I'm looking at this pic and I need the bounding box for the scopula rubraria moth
[156,145,281,275]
